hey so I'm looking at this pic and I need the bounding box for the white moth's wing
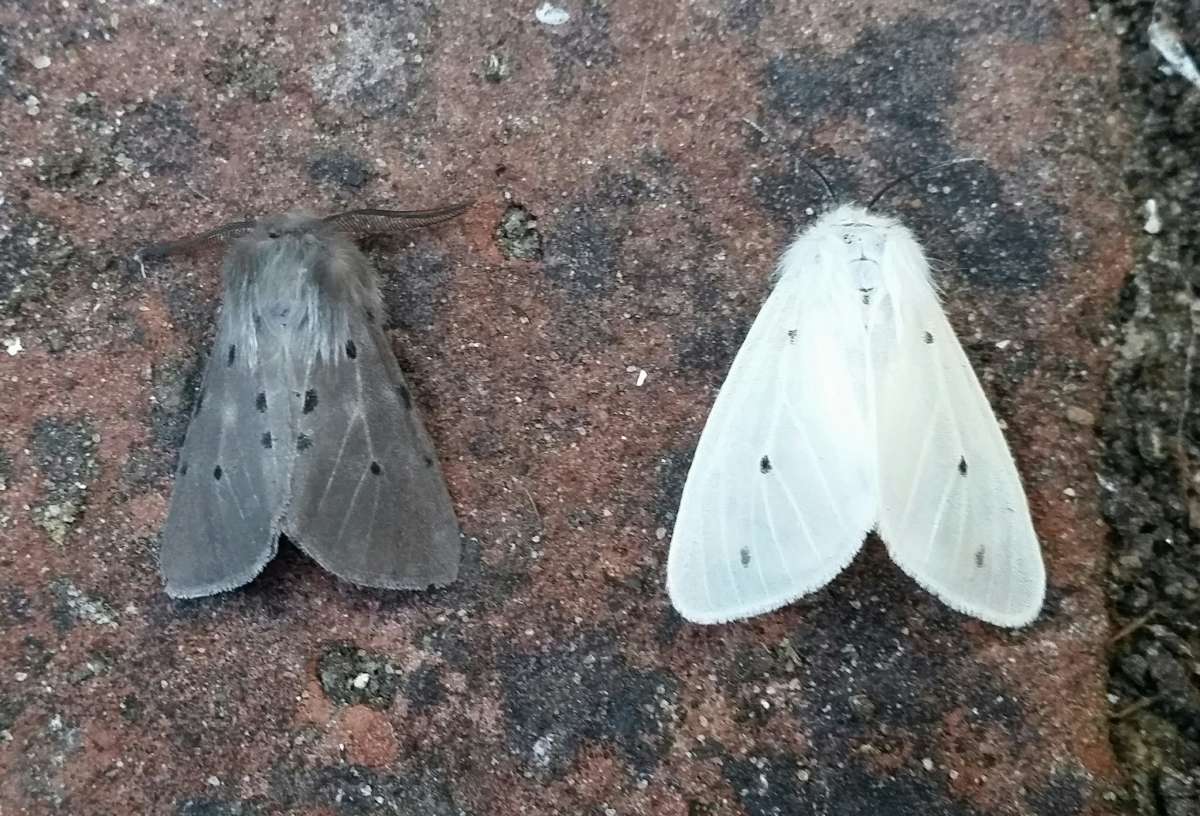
[283,320,461,589]
[667,264,876,624]
[875,254,1044,627]
[159,326,296,598]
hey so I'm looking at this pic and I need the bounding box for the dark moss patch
[1025,768,1087,816]
[307,150,374,190]
[66,649,114,686]
[118,98,200,176]
[119,694,144,723]
[759,17,1056,288]
[495,205,543,261]
[404,664,445,713]
[203,41,280,101]
[36,149,114,192]
[176,798,263,816]
[375,242,451,330]
[0,586,32,629]
[706,547,1029,807]
[542,212,620,298]
[316,643,400,709]
[653,448,694,529]
[723,0,774,33]
[725,753,979,816]
[0,448,10,492]
[273,763,460,816]
[763,18,960,162]
[0,695,25,732]
[66,91,106,121]
[789,554,1023,747]
[30,417,100,544]
[414,621,474,674]
[161,270,219,345]
[0,210,78,317]
[15,635,52,677]
[498,632,677,777]
[544,0,616,95]
[539,168,655,300]
[49,578,118,631]
[677,314,753,374]
[121,355,203,489]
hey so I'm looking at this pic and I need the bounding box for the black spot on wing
[261,431,272,449]
[195,391,205,415]
[423,456,434,468]
[924,331,934,344]
[213,465,222,480]
[760,455,772,474]
[226,344,236,366]
[397,383,412,411]
[345,339,357,359]
[303,389,318,414]
[179,461,188,475]
[255,392,267,413]
[297,434,312,451]
[974,547,985,568]
[787,329,797,343]
[369,461,381,475]
[740,546,751,567]
[958,456,968,476]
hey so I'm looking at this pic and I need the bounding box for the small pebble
[535,2,570,25]
[1066,406,1095,426]
[1143,199,1162,234]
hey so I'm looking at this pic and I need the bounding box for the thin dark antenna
[866,157,984,210]
[795,156,836,202]
[740,117,836,202]
[134,220,256,263]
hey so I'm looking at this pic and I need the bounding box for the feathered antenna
[323,202,474,235]
[135,220,256,263]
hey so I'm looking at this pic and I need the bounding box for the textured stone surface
[0,0,1133,813]
[1098,0,1200,813]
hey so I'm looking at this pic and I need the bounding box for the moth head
[834,224,887,262]
[134,202,472,272]
[816,205,894,259]
[248,213,333,250]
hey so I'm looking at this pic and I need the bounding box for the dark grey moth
[142,205,469,598]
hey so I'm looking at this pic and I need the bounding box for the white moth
[667,203,1045,627]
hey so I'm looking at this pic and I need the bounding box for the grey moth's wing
[159,327,296,597]
[283,320,461,589]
